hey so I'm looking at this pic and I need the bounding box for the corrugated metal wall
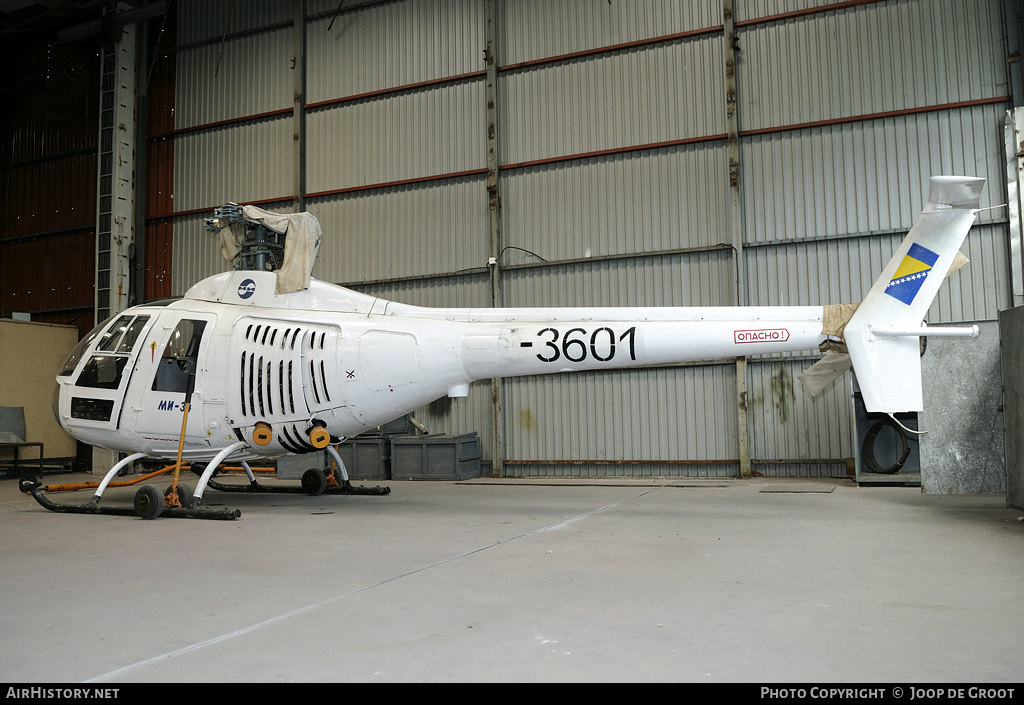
[159,0,1013,477]
[0,39,99,338]
[306,0,484,101]
[501,145,729,262]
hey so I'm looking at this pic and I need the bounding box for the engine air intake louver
[238,323,304,420]
[235,320,339,425]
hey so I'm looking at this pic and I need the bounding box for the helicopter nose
[51,381,68,435]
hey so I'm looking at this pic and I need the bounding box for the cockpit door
[128,312,217,456]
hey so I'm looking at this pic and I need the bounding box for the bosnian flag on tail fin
[885,243,940,305]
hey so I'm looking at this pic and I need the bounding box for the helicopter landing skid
[205,476,391,496]
[19,476,241,520]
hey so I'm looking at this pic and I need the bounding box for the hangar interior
[3,0,1024,687]
[2,0,1023,496]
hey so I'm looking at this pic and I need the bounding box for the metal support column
[95,17,137,323]
[736,356,750,477]
[132,17,148,309]
[94,13,137,475]
[723,0,751,477]
[1006,108,1024,308]
[486,0,504,477]
[1004,0,1024,108]
[1003,108,1019,307]
[293,0,307,212]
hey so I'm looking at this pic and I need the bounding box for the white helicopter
[25,175,985,519]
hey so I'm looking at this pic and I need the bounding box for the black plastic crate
[390,433,481,480]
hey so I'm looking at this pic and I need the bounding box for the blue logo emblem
[885,243,939,306]
[238,279,256,299]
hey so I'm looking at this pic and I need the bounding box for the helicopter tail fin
[842,176,985,414]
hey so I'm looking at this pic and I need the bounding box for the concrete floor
[1,473,1021,683]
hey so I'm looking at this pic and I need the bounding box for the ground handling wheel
[301,468,327,496]
[134,484,165,519]
[164,483,193,508]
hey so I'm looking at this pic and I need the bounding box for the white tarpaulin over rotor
[218,205,322,295]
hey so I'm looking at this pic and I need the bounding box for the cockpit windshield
[59,314,152,390]
[58,315,116,377]
[96,315,149,354]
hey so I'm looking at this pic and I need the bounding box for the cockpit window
[152,319,208,393]
[116,316,149,353]
[95,314,152,353]
[94,315,133,352]
[70,314,151,390]
[75,356,130,389]
[58,315,115,376]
